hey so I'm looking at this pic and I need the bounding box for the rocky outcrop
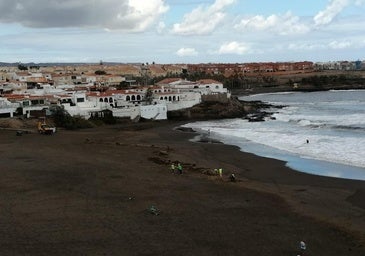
[167,97,277,121]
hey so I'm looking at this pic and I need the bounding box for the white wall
[140,104,167,120]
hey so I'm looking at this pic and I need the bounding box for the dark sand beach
[0,121,364,255]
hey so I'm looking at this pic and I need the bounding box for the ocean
[182,90,365,181]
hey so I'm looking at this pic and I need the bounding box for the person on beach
[230,173,236,182]
[177,163,183,174]
[299,240,306,254]
[170,163,175,174]
[218,168,223,178]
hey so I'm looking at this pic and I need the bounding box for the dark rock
[175,127,195,132]
[167,97,280,122]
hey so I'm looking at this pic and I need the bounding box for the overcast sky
[0,0,364,63]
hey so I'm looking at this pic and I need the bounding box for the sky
[0,0,364,64]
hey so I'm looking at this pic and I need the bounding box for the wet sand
[0,121,364,255]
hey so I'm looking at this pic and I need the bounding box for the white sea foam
[183,90,365,180]
[186,119,365,168]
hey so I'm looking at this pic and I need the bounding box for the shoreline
[234,89,365,180]
[154,121,365,225]
[0,120,364,255]
[188,124,365,181]
[193,124,365,181]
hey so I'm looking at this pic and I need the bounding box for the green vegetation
[18,64,28,71]
[95,70,107,75]
[52,106,117,129]
[89,111,116,125]
[151,71,365,91]
[52,106,94,129]
[144,88,154,104]
[301,74,365,87]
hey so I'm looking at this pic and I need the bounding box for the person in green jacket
[177,163,183,174]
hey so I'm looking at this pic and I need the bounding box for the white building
[0,97,19,117]
[156,78,230,97]
[0,77,229,121]
[87,90,167,120]
[59,92,101,119]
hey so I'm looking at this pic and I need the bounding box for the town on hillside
[1,60,364,123]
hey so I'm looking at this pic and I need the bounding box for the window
[109,97,113,103]
[77,98,85,103]
[126,96,130,101]
[99,98,103,102]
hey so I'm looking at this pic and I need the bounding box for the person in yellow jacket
[218,168,223,177]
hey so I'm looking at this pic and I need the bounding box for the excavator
[37,117,56,135]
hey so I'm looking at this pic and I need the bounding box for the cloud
[287,39,359,51]
[0,0,169,31]
[328,40,352,49]
[172,0,236,35]
[157,21,166,34]
[176,47,198,56]
[218,41,250,55]
[235,12,310,35]
[288,42,324,51]
[314,0,351,26]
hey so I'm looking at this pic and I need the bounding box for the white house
[0,97,19,117]
[59,92,101,119]
[156,78,230,98]
[87,90,167,120]
[0,76,229,121]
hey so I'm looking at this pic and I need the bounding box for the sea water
[183,90,365,181]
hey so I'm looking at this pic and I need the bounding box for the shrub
[52,106,94,130]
